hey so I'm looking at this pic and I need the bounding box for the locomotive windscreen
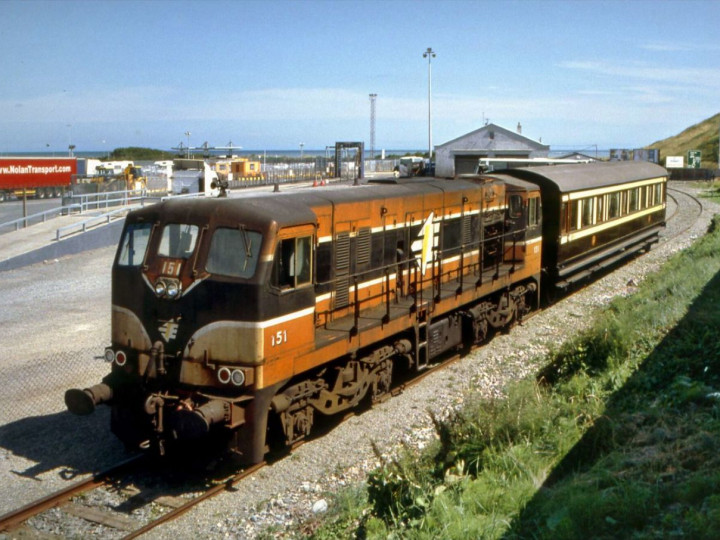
[206,227,263,278]
[117,222,152,266]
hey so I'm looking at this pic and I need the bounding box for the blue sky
[2,0,718,153]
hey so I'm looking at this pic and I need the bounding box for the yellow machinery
[123,165,147,191]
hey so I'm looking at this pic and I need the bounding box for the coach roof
[503,161,668,194]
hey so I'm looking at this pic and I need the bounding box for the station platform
[0,211,125,272]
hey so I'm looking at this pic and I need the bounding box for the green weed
[308,213,720,540]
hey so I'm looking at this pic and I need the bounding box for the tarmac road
[0,198,63,231]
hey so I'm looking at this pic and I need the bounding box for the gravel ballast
[0,182,716,538]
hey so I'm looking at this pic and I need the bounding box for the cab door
[265,224,316,362]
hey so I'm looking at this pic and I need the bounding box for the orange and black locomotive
[66,161,667,463]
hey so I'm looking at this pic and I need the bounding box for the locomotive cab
[66,198,318,458]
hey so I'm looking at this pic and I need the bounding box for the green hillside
[649,112,720,169]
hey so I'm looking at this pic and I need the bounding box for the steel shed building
[435,123,550,178]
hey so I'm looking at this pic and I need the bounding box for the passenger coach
[504,161,667,290]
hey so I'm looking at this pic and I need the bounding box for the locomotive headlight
[217,367,231,385]
[166,281,180,299]
[231,369,246,386]
[115,350,127,366]
[154,281,167,296]
[217,367,246,386]
[104,348,115,362]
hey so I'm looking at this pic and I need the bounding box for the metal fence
[668,168,719,181]
[0,204,82,234]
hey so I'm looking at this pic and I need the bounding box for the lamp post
[185,131,191,158]
[423,47,436,160]
[66,124,73,157]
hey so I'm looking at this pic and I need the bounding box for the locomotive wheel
[280,403,314,445]
[370,359,393,405]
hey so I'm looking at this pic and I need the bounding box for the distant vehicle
[394,156,430,178]
[71,163,147,194]
[0,157,77,202]
[171,159,224,197]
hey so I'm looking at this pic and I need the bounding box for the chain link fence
[0,346,109,428]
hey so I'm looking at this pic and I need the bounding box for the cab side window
[509,195,523,219]
[527,197,540,228]
[272,236,312,289]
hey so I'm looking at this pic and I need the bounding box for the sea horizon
[0,149,428,159]
[1,148,613,160]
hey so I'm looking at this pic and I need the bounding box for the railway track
[665,185,706,239]
[0,456,142,534]
[0,451,266,538]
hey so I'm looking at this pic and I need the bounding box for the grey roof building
[557,152,599,162]
[435,123,550,178]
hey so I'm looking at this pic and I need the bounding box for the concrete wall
[0,220,124,272]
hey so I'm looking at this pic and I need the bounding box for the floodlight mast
[423,47,436,160]
[369,93,377,159]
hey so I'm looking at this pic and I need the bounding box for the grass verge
[304,213,720,539]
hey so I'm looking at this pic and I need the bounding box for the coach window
[569,200,579,231]
[272,236,312,290]
[118,222,152,266]
[629,188,641,212]
[581,198,594,228]
[608,192,621,219]
[655,183,663,205]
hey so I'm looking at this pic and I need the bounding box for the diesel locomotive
[65,161,667,463]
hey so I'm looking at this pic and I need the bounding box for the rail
[0,204,83,233]
[55,191,206,241]
[66,188,152,211]
[0,189,157,235]
[55,205,141,241]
